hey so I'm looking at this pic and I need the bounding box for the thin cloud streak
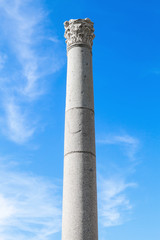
[0,158,62,240]
[0,0,64,144]
[0,0,44,98]
[0,53,7,70]
[98,176,136,227]
[2,99,35,144]
[97,133,140,227]
[97,134,139,161]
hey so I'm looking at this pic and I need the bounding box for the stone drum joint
[62,18,98,240]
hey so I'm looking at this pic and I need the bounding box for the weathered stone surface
[64,18,95,50]
[65,46,94,110]
[64,108,95,156]
[62,18,98,240]
[62,153,98,240]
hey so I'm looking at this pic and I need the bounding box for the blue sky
[0,0,160,239]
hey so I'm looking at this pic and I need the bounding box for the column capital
[64,18,95,50]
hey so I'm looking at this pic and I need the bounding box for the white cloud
[48,37,59,43]
[98,176,136,227]
[97,133,140,227]
[0,0,44,98]
[0,0,64,144]
[2,99,35,144]
[0,159,62,240]
[0,53,7,70]
[97,134,139,161]
[0,0,63,99]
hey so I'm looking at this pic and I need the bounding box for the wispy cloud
[98,176,136,227]
[97,134,139,161]
[0,0,64,144]
[0,53,7,70]
[97,133,140,227]
[0,158,62,240]
[2,99,35,144]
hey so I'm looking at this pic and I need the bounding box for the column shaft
[62,18,98,240]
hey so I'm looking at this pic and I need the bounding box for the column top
[64,18,95,50]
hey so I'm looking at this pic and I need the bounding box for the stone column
[62,18,98,240]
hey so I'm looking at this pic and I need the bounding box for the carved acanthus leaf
[64,18,95,49]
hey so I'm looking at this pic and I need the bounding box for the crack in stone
[70,129,82,134]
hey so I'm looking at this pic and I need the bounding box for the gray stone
[62,18,98,240]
